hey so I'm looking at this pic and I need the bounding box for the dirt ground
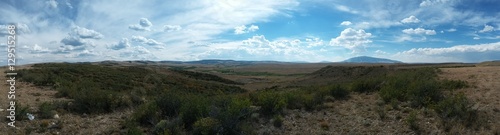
[439,66,500,133]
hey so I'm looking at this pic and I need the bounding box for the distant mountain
[342,56,403,63]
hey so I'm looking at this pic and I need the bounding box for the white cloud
[479,25,494,33]
[119,46,156,60]
[129,18,153,31]
[109,38,131,50]
[66,1,73,9]
[447,28,457,32]
[402,28,436,35]
[473,37,480,40]
[340,21,352,26]
[305,37,324,48]
[60,26,102,46]
[234,24,259,34]
[334,5,358,14]
[401,16,420,23]
[197,35,325,62]
[73,26,103,39]
[163,25,182,32]
[419,0,451,7]
[329,28,372,53]
[396,42,500,62]
[0,23,31,36]
[248,25,259,32]
[30,44,51,53]
[131,36,163,46]
[73,50,99,58]
[61,36,88,46]
[375,50,388,55]
[46,0,58,9]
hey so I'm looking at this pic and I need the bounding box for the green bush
[193,117,221,135]
[407,80,442,107]
[179,95,210,129]
[350,78,382,93]
[328,85,350,99]
[273,115,284,128]
[132,102,160,126]
[440,79,469,90]
[215,97,252,134]
[284,91,305,109]
[156,91,184,117]
[379,68,443,108]
[251,91,287,116]
[38,102,56,119]
[14,103,30,121]
[433,93,476,123]
[406,111,419,131]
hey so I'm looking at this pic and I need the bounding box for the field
[0,61,498,135]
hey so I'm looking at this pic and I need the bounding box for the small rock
[27,113,35,120]
[53,114,60,119]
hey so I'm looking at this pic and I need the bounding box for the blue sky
[1,0,499,65]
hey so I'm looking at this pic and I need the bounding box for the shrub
[284,91,305,109]
[407,80,442,107]
[273,115,284,128]
[216,97,252,134]
[406,111,419,131]
[14,103,30,121]
[132,102,160,126]
[251,91,287,116]
[156,91,184,117]
[328,85,350,99]
[193,117,221,135]
[433,93,477,126]
[350,78,382,93]
[38,102,56,119]
[376,106,386,120]
[440,79,469,90]
[179,95,210,129]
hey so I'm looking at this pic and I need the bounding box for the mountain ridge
[341,56,403,63]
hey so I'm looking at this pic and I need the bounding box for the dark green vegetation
[13,63,480,134]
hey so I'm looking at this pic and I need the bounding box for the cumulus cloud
[109,38,131,50]
[198,35,321,61]
[164,25,182,32]
[129,18,153,31]
[340,21,352,26]
[234,24,259,34]
[479,25,494,33]
[73,26,103,39]
[401,16,420,23]
[375,50,388,55]
[131,36,163,46]
[119,46,156,60]
[30,44,51,53]
[73,50,98,57]
[329,28,372,53]
[60,26,102,46]
[402,28,436,35]
[305,38,324,48]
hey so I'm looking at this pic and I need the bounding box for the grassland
[0,61,498,134]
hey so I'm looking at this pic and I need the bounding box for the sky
[1,0,499,65]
